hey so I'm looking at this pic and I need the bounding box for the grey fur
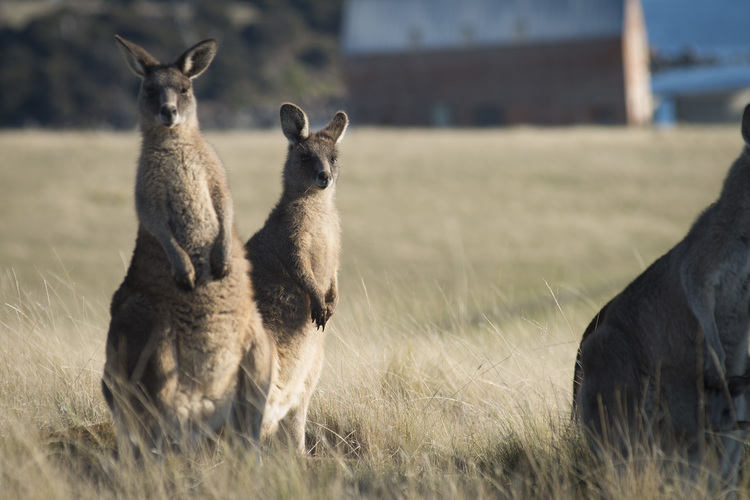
[701,375,750,491]
[706,376,750,433]
[574,104,750,485]
[102,36,273,455]
[246,103,348,453]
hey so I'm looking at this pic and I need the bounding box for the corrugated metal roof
[341,0,625,56]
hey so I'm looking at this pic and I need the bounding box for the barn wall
[345,37,628,126]
[341,0,624,56]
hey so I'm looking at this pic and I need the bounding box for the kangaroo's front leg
[209,179,233,280]
[288,236,327,330]
[324,275,338,324]
[159,230,196,290]
[137,192,195,290]
[681,264,725,385]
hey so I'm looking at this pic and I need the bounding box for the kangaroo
[245,103,348,453]
[574,104,750,485]
[101,36,273,455]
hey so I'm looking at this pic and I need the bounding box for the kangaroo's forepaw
[703,361,725,389]
[210,239,231,280]
[211,261,230,280]
[174,270,195,291]
[324,303,335,323]
[311,302,327,331]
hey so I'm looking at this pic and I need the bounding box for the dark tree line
[0,0,345,129]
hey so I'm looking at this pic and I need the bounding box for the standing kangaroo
[574,105,750,485]
[246,103,348,453]
[102,36,273,454]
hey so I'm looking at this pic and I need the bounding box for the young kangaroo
[575,105,750,485]
[102,36,273,454]
[246,103,348,453]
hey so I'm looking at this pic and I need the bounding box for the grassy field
[0,125,746,498]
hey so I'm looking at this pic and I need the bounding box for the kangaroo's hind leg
[103,289,172,459]
[577,325,647,457]
[232,328,275,448]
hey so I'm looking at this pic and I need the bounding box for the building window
[592,106,615,125]
[431,103,453,127]
[475,105,504,127]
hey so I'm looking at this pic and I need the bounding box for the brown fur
[246,103,348,453]
[574,105,750,486]
[102,36,273,455]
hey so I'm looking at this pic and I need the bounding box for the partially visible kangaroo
[102,36,273,455]
[575,104,750,486]
[246,103,348,453]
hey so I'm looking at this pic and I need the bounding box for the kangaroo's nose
[160,104,177,120]
[316,171,332,188]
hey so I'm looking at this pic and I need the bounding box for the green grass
[0,125,746,498]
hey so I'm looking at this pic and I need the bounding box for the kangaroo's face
[280,103,349,195]
[286,139,339,193]
[140,69,195,128]
[114,35,217,130]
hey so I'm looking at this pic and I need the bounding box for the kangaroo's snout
[158,103,179,127]
[315,170,332,189]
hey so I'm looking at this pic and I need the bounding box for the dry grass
[0,125,747,498]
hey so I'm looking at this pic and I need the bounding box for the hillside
[0,0,344,128]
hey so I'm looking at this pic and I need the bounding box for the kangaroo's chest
[168,169,217,242]
[145,154,219,251]
[285,205,339,283]
[306,223,339,283]
[308,236,335,276]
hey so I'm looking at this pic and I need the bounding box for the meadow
[0,125,746,498]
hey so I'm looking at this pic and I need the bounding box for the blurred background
[1,0,750,130]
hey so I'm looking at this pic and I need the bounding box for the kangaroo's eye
[143,86,156,97]
[180,87,189,96]
[301,154,313,164]
[330,155,338,164]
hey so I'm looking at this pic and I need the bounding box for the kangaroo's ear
[280,103,310,144]
[742,104,750,148]
[115,35,159,77]
[321,111,349,144]
[727,376,750,397]
[175,39,218,79]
